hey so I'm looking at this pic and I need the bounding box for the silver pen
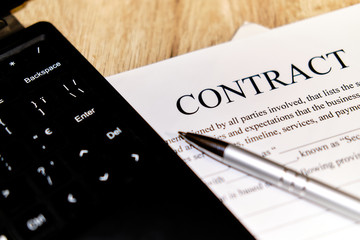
[179,132,360,222]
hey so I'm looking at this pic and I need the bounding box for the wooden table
[13,0,360,77]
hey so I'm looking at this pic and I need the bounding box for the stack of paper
[108,5,360,239]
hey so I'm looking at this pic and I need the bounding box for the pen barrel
[223,145,360,222]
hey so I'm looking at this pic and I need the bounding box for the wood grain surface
[12,0,360,76]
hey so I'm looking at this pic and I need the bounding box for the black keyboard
[0,22,149,240]
[0,21,254,240]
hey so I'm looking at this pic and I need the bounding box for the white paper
[107,5,360,239]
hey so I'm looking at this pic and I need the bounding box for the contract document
[108,5,360,239]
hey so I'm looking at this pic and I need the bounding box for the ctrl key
[14,206,57,240]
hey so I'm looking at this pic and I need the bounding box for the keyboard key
[0,54,27,88]
[0,113,19,139]
[55,98,110,143]
[0,102,28,140]
[30,157,72,193]
[23,123,66,156]
[53,72,90,104]
[21,41,59,65]
[61,144,94,172]
[15,46,65,91]
[59,98,100,128]
[95,119,131,147]
[51,183,93,220]
[0,141,33,180]
[14,205,57,240]
[0,180,35,215]
[22,88,61,122]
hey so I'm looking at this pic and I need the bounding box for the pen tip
[178,131,186,137]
